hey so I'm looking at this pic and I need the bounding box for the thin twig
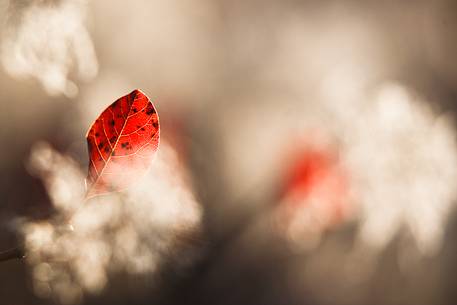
[0,246,25,263]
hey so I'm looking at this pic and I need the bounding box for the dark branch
[0,247,25,263]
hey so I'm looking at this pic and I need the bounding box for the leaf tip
[130,88,147,100]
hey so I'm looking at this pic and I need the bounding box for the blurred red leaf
[280,144,350,227]
[85,89,160,198]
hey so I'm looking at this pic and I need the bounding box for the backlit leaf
[85,89,160,198]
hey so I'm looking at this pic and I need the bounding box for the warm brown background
[1,0,457,304]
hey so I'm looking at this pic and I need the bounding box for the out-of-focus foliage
[1,0,457,305]
[24,142,200,304]
[1,0,97,97]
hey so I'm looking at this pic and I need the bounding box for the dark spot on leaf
[121,142,129,148]
[104,147,110,153]
[98,142,104,149]
[110,136,116,143]
[133,108,138,113]
[110,119,115,126]
[141,127,145,131]
[95,132,100,137]
[146,108,155,115]
[153,122,158,128]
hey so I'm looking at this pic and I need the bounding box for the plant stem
[0,247,25,263]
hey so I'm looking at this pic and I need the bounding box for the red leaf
[85,89,160,198]
[280,144,351,227]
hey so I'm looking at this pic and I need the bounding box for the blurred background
[1,0,457,304]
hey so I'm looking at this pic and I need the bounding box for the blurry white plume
[1,0,98,97]
[24,141,201,304]
[342,83,457,256]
